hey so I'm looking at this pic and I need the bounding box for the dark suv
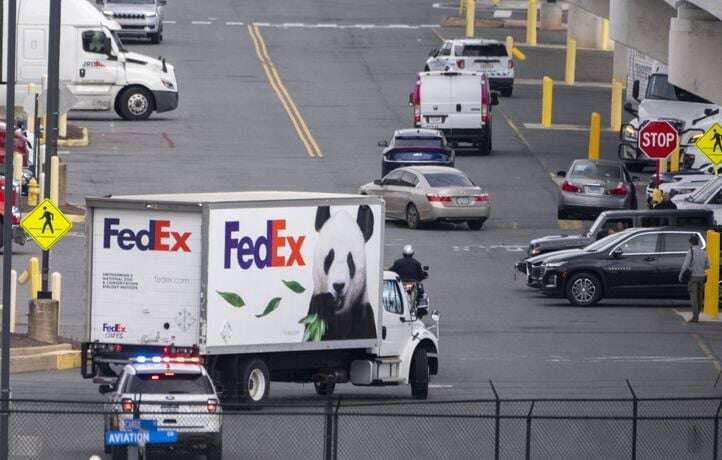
[539,227,713,305]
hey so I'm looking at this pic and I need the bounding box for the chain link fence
[1,394,721,459]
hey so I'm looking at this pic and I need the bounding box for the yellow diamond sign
[20,199,73,251]
[695,122,722,166]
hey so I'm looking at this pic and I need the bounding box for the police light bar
[132,355,201,364]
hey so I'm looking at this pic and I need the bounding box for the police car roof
[126,363,205,375]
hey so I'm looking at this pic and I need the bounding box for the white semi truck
[81,192,440,401]
[1,0,179,120]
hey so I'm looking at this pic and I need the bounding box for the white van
[1,0,178,120]
[411,70,498,155]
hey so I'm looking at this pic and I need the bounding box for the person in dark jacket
[654,192,677,209]
[389,245,427,281]
[679,234,709,323]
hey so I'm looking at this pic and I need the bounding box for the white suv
[425,39,514,97]
[102,361,222,459]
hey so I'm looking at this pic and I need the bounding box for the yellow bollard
[610,79,623,131]
[704,230,720,319]
[659,157,668,173]
[59,113,68,139]
[564,37,576,85]
[50,156,60,206]
[18,257,41,300]
[512,47,526,61]
[588,112,601,160]
[13,152,23,182]
[465,0,475,38]
[506,36,514,56]
[600,19,610,51]
[51,272,61,302]
[27,178,39,206]
[526,0,537,45]
[670,146,680,172]
[458,0,465,15]
[541,76,553,128]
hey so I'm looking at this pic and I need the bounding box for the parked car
[673,176,722,224]
[425,39,514,96]
[101,0,167,43]
[645,170,716,207]
[539,227,711,306]
[411,70,498,155]
[557,159,638,220]
[516,209,714,287]
[359,166,490,230]
[101,360,222,459]
[378,128,454,176]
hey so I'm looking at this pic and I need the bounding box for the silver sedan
[359,166,491,230]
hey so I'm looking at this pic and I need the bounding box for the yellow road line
[431,27,445,42]
[692,333,722,372]
[247,24,322,158]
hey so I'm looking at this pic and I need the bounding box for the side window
[439,43,452,56]
[453,45,464,56]
[709,191,722,205]
[616,233,659,254]
[676,216,709,226]
[663,233,701,253]
[82,30,109,54]
[382,280,404,315]
[382,170,403,185]
[598,218,633,238]
[641,217,670,227]
[401,172,418,187]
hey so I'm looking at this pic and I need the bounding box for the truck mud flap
[80,342,93,379]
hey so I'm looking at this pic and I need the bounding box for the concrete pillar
[564,0,609,19]
[567,4,602,48]
[612,42,628,83]
[610,0,675,63]
[28,298,59,344]
[540,1,563,30]
[668,4,722,105]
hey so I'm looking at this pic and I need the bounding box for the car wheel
[424,65,430,71]
[239,358,270,403]
[501,86,513,97]
[467,219,484,230]
[116,86,154,121]
[314,379,336,396]
[409,347,429,400]
[206,440,222,460]
[149,32,161,44]
[565,272,602,306]
[557,208,569,220]
[111,445,128,460]
[406,203,421,229]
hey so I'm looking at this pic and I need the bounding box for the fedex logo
[224,219,305,270]
[103,218,191,252]
[103,323,126,333]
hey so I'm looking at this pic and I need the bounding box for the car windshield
[387,151,449,162]
[688,178,722,203]
[423,173,472,187]
[645,74,711,103]
[394,137,443,148]
[570,162,621,180]
[126,373,213,394]
[585,216,606,238]
[458,44,507,57]
[583,231,629,252]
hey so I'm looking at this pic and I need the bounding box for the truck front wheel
[409,347,429,400]
[116,86,154,121]
[314,379,336,396]
[239,358,270,403]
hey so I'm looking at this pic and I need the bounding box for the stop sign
[638,120,679,159]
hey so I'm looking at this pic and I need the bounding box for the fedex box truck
[82,191,440,401]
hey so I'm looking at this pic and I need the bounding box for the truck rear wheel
[314,379,336,396]
[409,347,429,400]
[110,445,127,460]
[239,358,270,403]
[206,439,222,460]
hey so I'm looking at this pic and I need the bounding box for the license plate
[427,116,443,124]
[456,197,470,206]
[477,63,494,70]
[584,185,605,195]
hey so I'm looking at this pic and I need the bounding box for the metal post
[42,0,62,294]
[333,397,341,460]
[713,400,722,459]
[489,380,500,460]
[33,93,39,178]
[626,380,637,460]
[1,0,18,457]
[525,400,535,460]
[323,396,333,460]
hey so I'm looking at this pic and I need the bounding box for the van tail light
[481,81,489,123]
[456,59,465,69]
[121,398,134,413]
[474,194,489,202]
[608,182,628,196]
[207,399,219,413]
[426,194,451,202]
[508,60,514,69]
[561,181,580,193]
[413,78,421,126]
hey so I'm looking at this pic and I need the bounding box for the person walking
[679,234,709,322]
[654,192,677,209]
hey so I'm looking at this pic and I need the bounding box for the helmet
[402,244,414,257]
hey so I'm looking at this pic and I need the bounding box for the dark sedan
[379,128,454,177]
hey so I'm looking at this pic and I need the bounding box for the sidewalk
[0,334,80,373]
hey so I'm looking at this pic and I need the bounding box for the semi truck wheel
[206,440,222,460]
[239,358,270,402]
[314,379,336,396]
[409,347,429,400]
[116,86,154,121]
[110,445,127,460]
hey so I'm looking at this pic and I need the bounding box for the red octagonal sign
[638,120,679,159]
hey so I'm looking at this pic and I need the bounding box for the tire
[424,65,430,71]
[111,445,128,460]
[478,123,491,155]
[116,86,154,121]
[565,272,603,306]
[206,440,222,460]
[0,217,4,249]
[557,208,569,220]
[467,219,484,230]
[314,379,336,396]
[409,347,429,400]
[406,203,421,229]
[149,32,161,44]
[238,358,270,403]
[501,86,513,97]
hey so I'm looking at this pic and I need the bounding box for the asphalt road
[2,0,722,457]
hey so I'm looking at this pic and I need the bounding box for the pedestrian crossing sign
[695,122,722,166]
[20,198,72,251]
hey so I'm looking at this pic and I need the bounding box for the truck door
[74,30,122,100]
[379,279,411,357]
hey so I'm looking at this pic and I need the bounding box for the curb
[6,343,81,374]
[58,127,89,147]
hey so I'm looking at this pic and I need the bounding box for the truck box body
[87,192,384,355]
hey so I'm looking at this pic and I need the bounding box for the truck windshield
[108,30,128,53]
[126,373,213,394]
[646,74,711,103]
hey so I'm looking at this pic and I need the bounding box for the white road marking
[460,355,713,364]
[255,22,439,29]
[516,79,613,88]
[282,22,305,27]
[452,244,527,252]
[315,23,338,28]
[191,20,212,25]
[162,20,176,24]
[524,122,617,132]
[208,17,218,20]
[226,21,244,25]
[493,9,513,18]
[429,384,454,388]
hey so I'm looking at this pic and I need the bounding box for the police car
[101,358,222,459]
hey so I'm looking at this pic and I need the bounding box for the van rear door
[420,73,481,130]
[419,74,453,129]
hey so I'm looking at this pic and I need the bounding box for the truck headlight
[160,78,175,90]
[144,12,157,18]
[623,124,637,141]
[103,10,114,17]
[544,261,567,269]
[530,247,541,256]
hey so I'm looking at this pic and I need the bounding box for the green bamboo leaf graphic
[217,291,245,308]
[299,314,318,325]
[255,297,282,318]
[283,280,306,293]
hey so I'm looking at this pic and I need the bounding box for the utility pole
[1,0,18,456]
[42,0,61,295]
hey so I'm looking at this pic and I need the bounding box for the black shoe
[688,317,699,323]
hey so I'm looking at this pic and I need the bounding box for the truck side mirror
[632,80,640,101]
[98,384,114,394]
[408,92,414,106]
[159,0,167,4]
[373,179,382,186]
[378,140,389,147]
[556,170,566,178]
[623,102,638,117]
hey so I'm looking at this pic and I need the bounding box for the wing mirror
[378,140,389,147]
[98,384,114,394]
[490,92,499,106]
[556,170,566,178]
[631,79,640,101]
[408,92,414,106]
[423,265,429,270]
[159,0,167,4]
[429,48,439,57]
[612,247,623,258]
[373,179,382,185]
[415,297,429,318]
